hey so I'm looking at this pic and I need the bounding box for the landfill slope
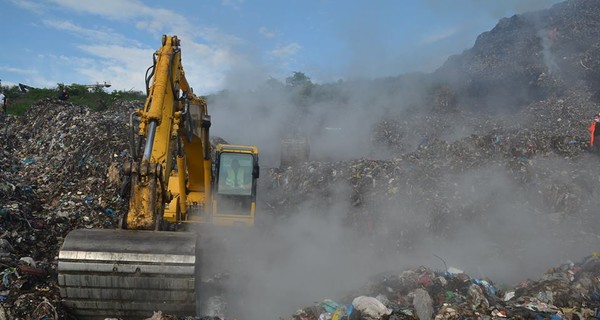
[2,95,600,319]
[262,0,600,318]
[265,88,600,319]
[434,0,600,112]
[0,99,134,318]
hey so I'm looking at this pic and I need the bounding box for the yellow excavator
[57,35,259,319]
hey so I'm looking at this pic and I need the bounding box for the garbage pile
[370,88,593,161]
[291,254,600,320]
[0,99,136,319]
[265,89,600,243]
[434,0,600,112]
[264,90,600,318]
[0,97,599,320]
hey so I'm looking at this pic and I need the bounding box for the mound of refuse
[0,99,136,318]
[1,95,599,319]
[290,254,600,320]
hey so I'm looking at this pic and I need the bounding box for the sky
[0,0,564,94]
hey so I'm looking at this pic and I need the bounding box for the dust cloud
[199,154,600,319]
[195,1,599,319]
[198,154,600,319]
[196,186,411,320]
[209,76,428,166]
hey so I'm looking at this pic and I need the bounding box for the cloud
[76,45,152,91]
[31,1,248,92]
[48,0,194,38]
[135,8,193,37]
[78,39,234,92]
[0,66,38,76]
[221,0,244,11]
[0,54,91,88]
[8,0,277,93]
[0,65,54,88]
[10,0,45,14]
[47,0,146,19]
[43,20,130,45]
[197,27,244,47]
[266,43,302,73]
[270,43,301,59]
[420,27,460,45]
[259,26,277,39]
[180,40,238,92]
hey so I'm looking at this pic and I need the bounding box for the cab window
[217,153,253,196]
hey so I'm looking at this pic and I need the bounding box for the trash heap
[264,89,600,318]
[0,95,599,319]
[291,254,600,320]
[265,90,600,242]
[434,0,600,112]
[0,99,136,318]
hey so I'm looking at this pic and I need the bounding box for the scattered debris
[290,254,600,320]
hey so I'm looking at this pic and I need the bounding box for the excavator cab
[211,144,259,226]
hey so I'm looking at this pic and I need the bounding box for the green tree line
[1,71,448,117]
[0,83,145,115]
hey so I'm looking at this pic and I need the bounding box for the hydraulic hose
[144,53,157,97]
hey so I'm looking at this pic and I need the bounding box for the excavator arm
[58,34,259,319]
[126,35,211,230]
[58,35,207,319]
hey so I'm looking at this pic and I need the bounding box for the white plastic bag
[352,296,392,320]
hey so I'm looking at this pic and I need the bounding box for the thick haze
[202,155,600,319]
[200,1,600,319]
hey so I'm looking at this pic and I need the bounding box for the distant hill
[433,0,600,112]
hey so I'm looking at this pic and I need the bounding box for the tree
[285,72,312,88]
[285,72,314,110]
[263,77,285,90]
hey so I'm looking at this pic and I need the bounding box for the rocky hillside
[434,0,600,111]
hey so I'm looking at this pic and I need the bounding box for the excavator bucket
[58,229,198,319]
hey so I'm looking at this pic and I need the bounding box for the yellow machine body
[58,35,259,319]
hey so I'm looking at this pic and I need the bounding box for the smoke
[196,182,408,320]
[193,1,600,319]
[539,27,560,73]
[387,161,600,284]
[196,149,600,320]
[209,77,419,166]
[204,83,600,319]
